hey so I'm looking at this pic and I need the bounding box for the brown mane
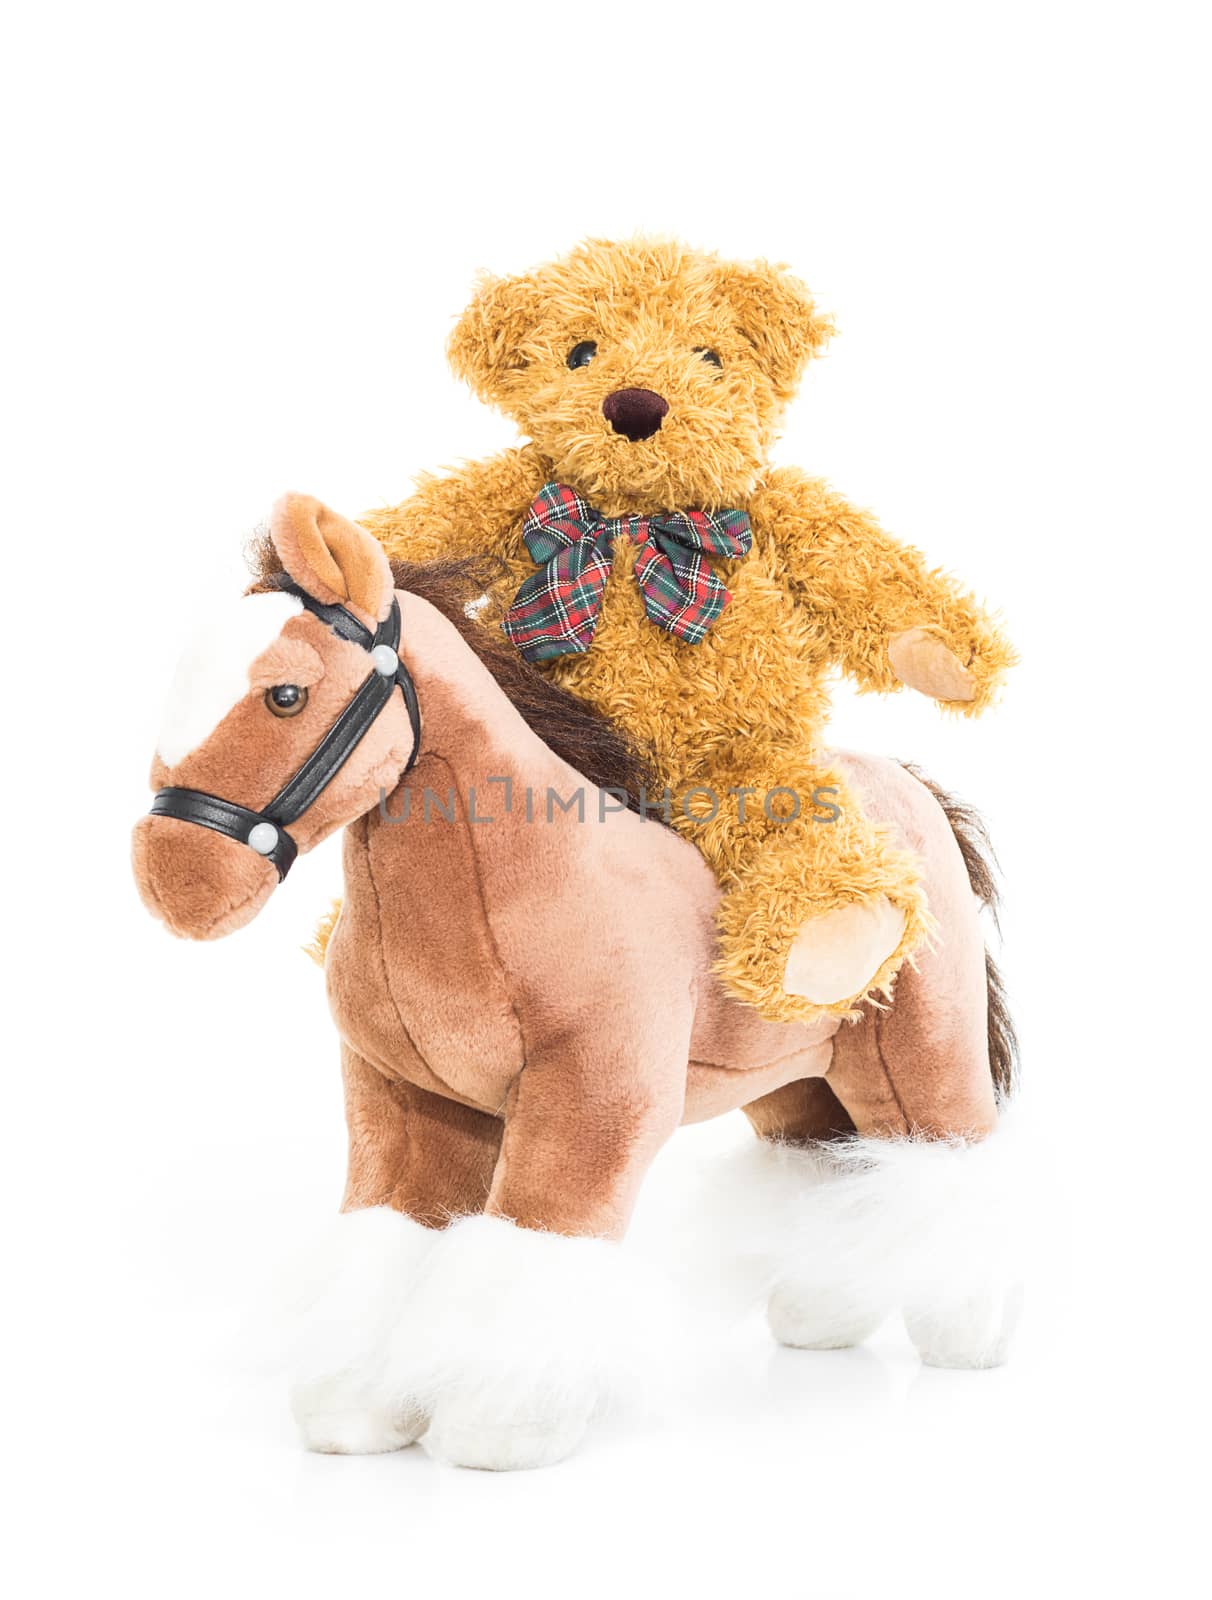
[246,534,662,817]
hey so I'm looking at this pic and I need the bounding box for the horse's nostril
[602,388,669,443]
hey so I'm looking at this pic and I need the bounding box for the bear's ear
[715,259,834,399]
[447,270,546,405]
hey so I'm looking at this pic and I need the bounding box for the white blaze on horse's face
[156,590,304,767]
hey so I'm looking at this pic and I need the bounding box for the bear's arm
[752,467,1015,715]
[361,444,550,564]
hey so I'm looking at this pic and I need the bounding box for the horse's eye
[265,685,308,718]
[566,340,598,369]
[695,347,723,369]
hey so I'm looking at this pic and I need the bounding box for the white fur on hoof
[783,896,906,1005]
[694,1106,1026,1370]
[294,1393,428,1455]
[388,1214,671,1473]
[425,1396,592,1472]
[766,1281,887,1350]
[906,1283,1023,1370]
[289,1206,436,1454]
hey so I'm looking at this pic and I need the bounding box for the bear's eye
[566,340,598,369]
[695,347,723,369]
[265,685,308,718]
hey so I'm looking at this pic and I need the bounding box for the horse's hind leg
[291,1046,502,1455]
[825,757,998,1143]
[825,760,1019,1369]
[824,985,1021,1370]
[745,756,1020,1368]
[741,1080,893,1351]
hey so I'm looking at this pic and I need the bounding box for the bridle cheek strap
[149,585,421,881]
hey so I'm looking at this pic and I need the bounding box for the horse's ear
[269,494,394,628]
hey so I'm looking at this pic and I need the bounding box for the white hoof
[905,1284,1023,1370]
[290,1210,672,1466]
[380,1215,671,1470]
[293,1389,427,1455]
[425,1396,592,1471]
[289,1206,436,1453]
[783,897,907,1004]
[692,1109,1028,1376]
[767,1282,887,1350]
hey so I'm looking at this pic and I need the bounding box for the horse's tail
[900,763,1019,1103]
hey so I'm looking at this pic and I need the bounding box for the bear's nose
[602,387,669,442]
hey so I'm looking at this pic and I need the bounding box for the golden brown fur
[365,237,1014,1024]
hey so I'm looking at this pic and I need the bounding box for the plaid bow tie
[502,482,752,662]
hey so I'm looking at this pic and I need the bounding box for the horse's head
[133,495,420,939]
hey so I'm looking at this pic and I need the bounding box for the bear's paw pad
[783,897,906,1006]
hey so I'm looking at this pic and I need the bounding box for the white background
[4,3,1209,1596]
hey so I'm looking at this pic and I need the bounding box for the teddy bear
[363,237,1014,1022]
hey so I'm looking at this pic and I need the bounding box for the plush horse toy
[133,493,1020,1472]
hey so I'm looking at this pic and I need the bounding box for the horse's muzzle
[132,812,279,940]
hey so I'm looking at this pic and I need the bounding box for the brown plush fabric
[744,1077,858,1144]
[134,610,417,938]
[136,500,1008,1244]
[322,594,999,1232]
[901,762,1018,1101]
[246,540,662,817]
[132,808,279,940]
[270,492,394,627]
[340,1046,502,1223]
[827,758,999,1139]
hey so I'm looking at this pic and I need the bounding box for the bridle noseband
[150,581,422,881]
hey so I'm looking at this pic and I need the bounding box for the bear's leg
[702,757,930,1025]
[290,1047,502,1455]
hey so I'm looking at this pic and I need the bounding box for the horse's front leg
[291,1045,502,1455]
[419,1023,688,1471]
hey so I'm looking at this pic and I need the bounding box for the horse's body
[327,586,999,1239]
[134,496,1020,1471]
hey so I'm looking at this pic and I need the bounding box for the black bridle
[150,581,422,881]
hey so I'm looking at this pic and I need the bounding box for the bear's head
[448,237,833,515]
